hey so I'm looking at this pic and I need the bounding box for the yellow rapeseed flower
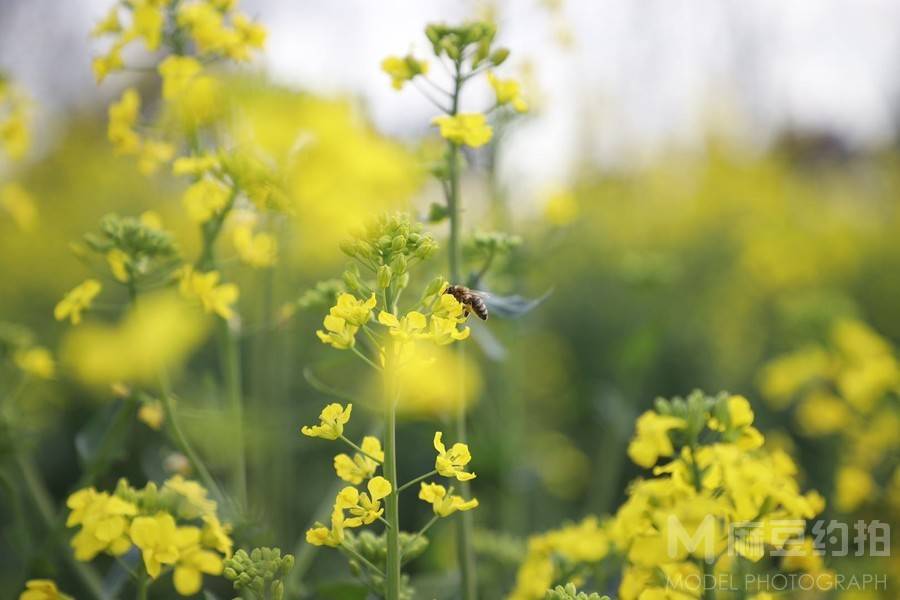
[182,177,232,223]
[138,400,165,430]
[106,248,130,283]
[54,279,102,325]
[66,488,137,561]
[334,436,383,484]
[1,183,38,231]
[301,403,352,440]
[378,310,427,343]
[626,410,686,468]
[164,475,219,519]
[158,55,203,100]
[131,0,165,51]
[178,266,239,320]
[317,314,359,349]
[381,55,429,90]
[108,88,141,155]
[433,431,476,481]
[92,44,124,82]
[129,513,193,578]
[19,580,72,600]
[487,72,528,112]
[418,482,478,517]
[306,505,346,547]
[336,476,392,526]
[432,113,493,148]
[232,224,278,268]
[172,532,224,596]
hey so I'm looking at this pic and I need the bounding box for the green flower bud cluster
[425,22,508,67]
[339,213,438,293]
[294,279,344,311]
[112,478,214,521]
[342,531,428,600]
[546,583,609,600]
[223,547,294,600]
[85,213,177,260]
[654,390,726,445]
[471,528,526,565]
[83,213,179,284]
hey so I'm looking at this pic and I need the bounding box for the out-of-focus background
[2,0,900,598]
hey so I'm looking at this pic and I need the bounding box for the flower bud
[391,254,407,274]
[391,235,406,252]
[424,276,445,297]
[377,265,392,288]
[490,48,510,66]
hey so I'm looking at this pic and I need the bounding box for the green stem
[382,363,401,600]
[136,569,148,600]
[351,346,382,371]
[401,514,440,565]
[159,381,227,504]
[341,543,386,578]
[445,56,478,600]
[220,319,247,510]
[15,453,108,600]
[397,469,437,493]
[338,434,383,464]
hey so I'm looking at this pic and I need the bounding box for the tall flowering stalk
[302,214,479,600]
[381,21,527,599]
[89,0,272,510]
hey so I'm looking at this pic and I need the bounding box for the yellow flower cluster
[178,266,239,320]
[107,88,175,175]
[759,319,900,513]
[609,396,824,600]
[316,294,377,349]
[66,476,232,596]
[232,221,278,268]
[92,0,265,82]
[487,72,528,112]
[507,517,609,600]
[369,291,471,360]
[306,476,393,547]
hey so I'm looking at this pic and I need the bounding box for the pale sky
[3,0,900,198]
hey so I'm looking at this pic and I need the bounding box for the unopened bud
[377,265,392,288]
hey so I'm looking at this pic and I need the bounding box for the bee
[444,284,489,320]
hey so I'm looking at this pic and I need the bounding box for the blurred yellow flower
[158,55,203,100]
[301,403,352,440]
[173,154,220,177]
[381,55,429,90]
[795,391,850,436]
[66,488,137,561]
[200,514,233,556]
[432,113,493,148]
[18,580,72,600]
[54,279,102,325]
[91,7,121,37]
[232,224,277,268]
[418,482,478,517]
[92,45,124,82]
[0,88,30,159]
[392,343,482,416]
[834,466,874,513]
[61,291,210,386]
[178,266,239,320]
[108,88,141,155]
[542,188,578,226]
[131,1,165,51]
[487,72,528,112]
[164,475,218,519]
[626,411,686,468]
[1,183,38,231]
[172,535,224,595]
[14,346,55,379]
[137,139,175,175]
[129,513,191,578]
[182,177,232,223]
[433,431,476,481]
[138,400,165,430]
[106,248,130,282]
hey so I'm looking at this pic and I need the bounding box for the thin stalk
[401,514,440,565]
[220,319,248,509]
[382,362,402,600]
[445,56,478,600]
[351,346,382,372]
[397,469,437,493]
[338,434,384,464]
[136,569,148,600]
[341,543,386,578]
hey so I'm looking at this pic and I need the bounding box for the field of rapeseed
[1,2,899,599]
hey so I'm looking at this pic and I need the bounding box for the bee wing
[469,318,507,361]
[473,288,553,319]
